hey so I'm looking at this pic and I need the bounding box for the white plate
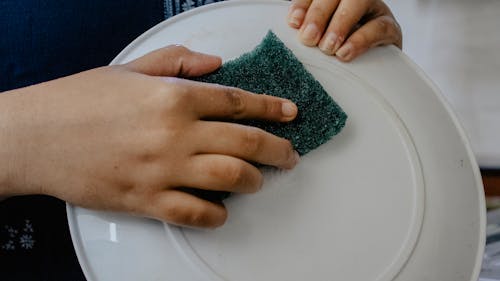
[67,1,486,280]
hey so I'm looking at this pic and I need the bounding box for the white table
[385,0,500,168]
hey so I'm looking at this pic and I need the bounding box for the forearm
[0,87,39,197]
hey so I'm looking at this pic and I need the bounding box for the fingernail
[282,102,297,117]
[288,8,305,27]
[319,32,338,55]
[335,42,353,60]
[301,23,319,45]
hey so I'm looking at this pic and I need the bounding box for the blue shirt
[0,1,222,280]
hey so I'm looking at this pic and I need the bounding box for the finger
[287,0,312,28]
[125,45,222,77]
[318,0,374,55]
[298,0,341,46]
[169,79,298,122]
[335,15,402,62]
[179,154,263,194]
[146,190,227,228]
[191,121,299,169]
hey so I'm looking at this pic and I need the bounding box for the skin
[0,46,299,228]
[0,2,403,228]
[287,0,402,61]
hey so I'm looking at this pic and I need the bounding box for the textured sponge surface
[187,31,347,202]
[195,31,347,156]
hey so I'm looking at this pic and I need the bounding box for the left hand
[287,0,402,62]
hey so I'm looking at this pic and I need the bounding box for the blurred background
[385,0,500,170]
[383,0,500,279]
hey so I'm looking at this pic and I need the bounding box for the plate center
[165,66,424,281]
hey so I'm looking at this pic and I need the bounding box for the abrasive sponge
[195,31,347,155]
[186,31,347,201]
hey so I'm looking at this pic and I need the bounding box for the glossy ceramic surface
[67,1,485,280]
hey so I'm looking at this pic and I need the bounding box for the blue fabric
[0,196,84,280]
[0,0,164,92]
[0,0,224,280]
[163,0,221,18]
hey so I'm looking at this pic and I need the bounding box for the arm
[288,0,402,61]
[0,46,299,228]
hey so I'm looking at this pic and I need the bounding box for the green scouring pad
[196,31,347,154]
[184,30,347,201]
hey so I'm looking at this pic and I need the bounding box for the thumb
[124,45,222,77]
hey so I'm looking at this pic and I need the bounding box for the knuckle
[162,45,191,75]
[376,16,403,47]
[207,160,254,192]
[386,17,403,41]
[163,204,185,222]
[377,17,391,34]
[163,204,213,227]
[157,82,191,111]
[185,208,212,227]
[164,44,189,56]
[336,6,351,21]
[161,122,185,140]
[349,32,368,49]
[226,162,247,187]
[242,127,265,156]
[262,97,281,117]
[309,5,328,22]
[224,87,246,117]
[138,132,172,163]
[132,168,164,192]
[263,100,273,117]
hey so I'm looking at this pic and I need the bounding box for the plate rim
[67,1,486,280]
[163,56,428,281]
[394,45,485,280]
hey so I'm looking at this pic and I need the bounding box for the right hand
[0,46,299,228]
[287,0,402,61]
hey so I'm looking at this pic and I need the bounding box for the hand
[287,0,402,61]
[0,46,299,228]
